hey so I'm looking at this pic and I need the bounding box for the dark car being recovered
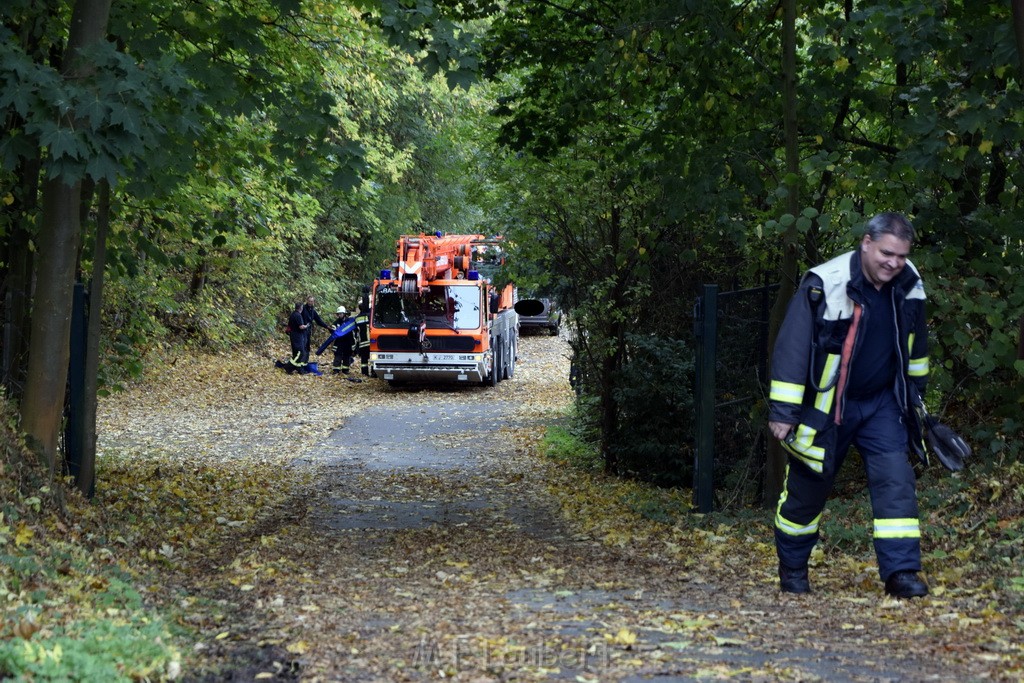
[514,296,561,335]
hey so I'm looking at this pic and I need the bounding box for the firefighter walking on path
[767,212,931,599]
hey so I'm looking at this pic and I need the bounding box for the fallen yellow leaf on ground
[14,522,33,547]
[609,628,637,646]
[286,640,309,654]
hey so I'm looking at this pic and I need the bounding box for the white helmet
[336,306,347,315]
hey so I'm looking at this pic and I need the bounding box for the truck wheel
[506,339,516,379]
[490,338,501,386]
[500,338,508,380]
[499,339,507,382]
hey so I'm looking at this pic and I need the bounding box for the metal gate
[693,283,778,512]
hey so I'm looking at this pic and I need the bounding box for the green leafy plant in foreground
[0,618,180,682]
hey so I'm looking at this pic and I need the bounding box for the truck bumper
[371,352,487,383]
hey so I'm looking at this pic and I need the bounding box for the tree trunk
[1013,0,1024,75]
[1,0,54,400]
[1,155,40,399]
[189,257,209,298]
[600,345,619,475]
[765,0,801,507]
[19,0,112,475]
[599,202,626,475]
[22,178,83,473]
[77,180,109,497]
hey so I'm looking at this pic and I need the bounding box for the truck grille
[376,336,478,352]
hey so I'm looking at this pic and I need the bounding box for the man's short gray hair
[866,212,915,243]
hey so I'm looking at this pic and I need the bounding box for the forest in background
[1,0,1023,500]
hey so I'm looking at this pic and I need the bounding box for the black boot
[884,571,928,599]
[779,564,811,594]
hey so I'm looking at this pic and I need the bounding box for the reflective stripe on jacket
[355,313,370,348]
[768,249,929,472]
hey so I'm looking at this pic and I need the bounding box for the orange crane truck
[368,233,519,386]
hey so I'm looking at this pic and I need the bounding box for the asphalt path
[278,358,966,682]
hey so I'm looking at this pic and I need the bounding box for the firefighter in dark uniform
[329,306,356,375]
[302,295,332,358]
[355,294,371,376]
[287,302,309,372]
[767,212,930,599]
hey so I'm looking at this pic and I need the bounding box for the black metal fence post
[694,284,718,513]
[65,282,87,485]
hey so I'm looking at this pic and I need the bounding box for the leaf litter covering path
[97,335,1019,682]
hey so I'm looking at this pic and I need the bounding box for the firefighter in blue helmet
[767,212,930,599]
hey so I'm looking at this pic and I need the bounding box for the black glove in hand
[908,405,928,467]
[925,415,972,472]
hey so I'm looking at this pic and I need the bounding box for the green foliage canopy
[477,0,1024,475]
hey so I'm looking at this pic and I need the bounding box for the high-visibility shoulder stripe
[874,518,921,539]
[770,380,804,405]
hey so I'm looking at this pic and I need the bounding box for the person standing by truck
[767,212,931,599]
[355,294,371,376]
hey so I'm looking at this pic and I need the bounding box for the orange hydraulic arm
[397,233,483,296]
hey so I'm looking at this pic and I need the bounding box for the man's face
[307,297,316,306]
[860,233,911,289]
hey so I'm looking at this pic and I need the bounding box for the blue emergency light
[380,269,391,279]
[468,270,479,280]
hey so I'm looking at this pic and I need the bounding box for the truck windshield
[373,284,481,330]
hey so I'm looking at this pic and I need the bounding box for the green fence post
[65,282,86,485]
[694,284,717,513]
